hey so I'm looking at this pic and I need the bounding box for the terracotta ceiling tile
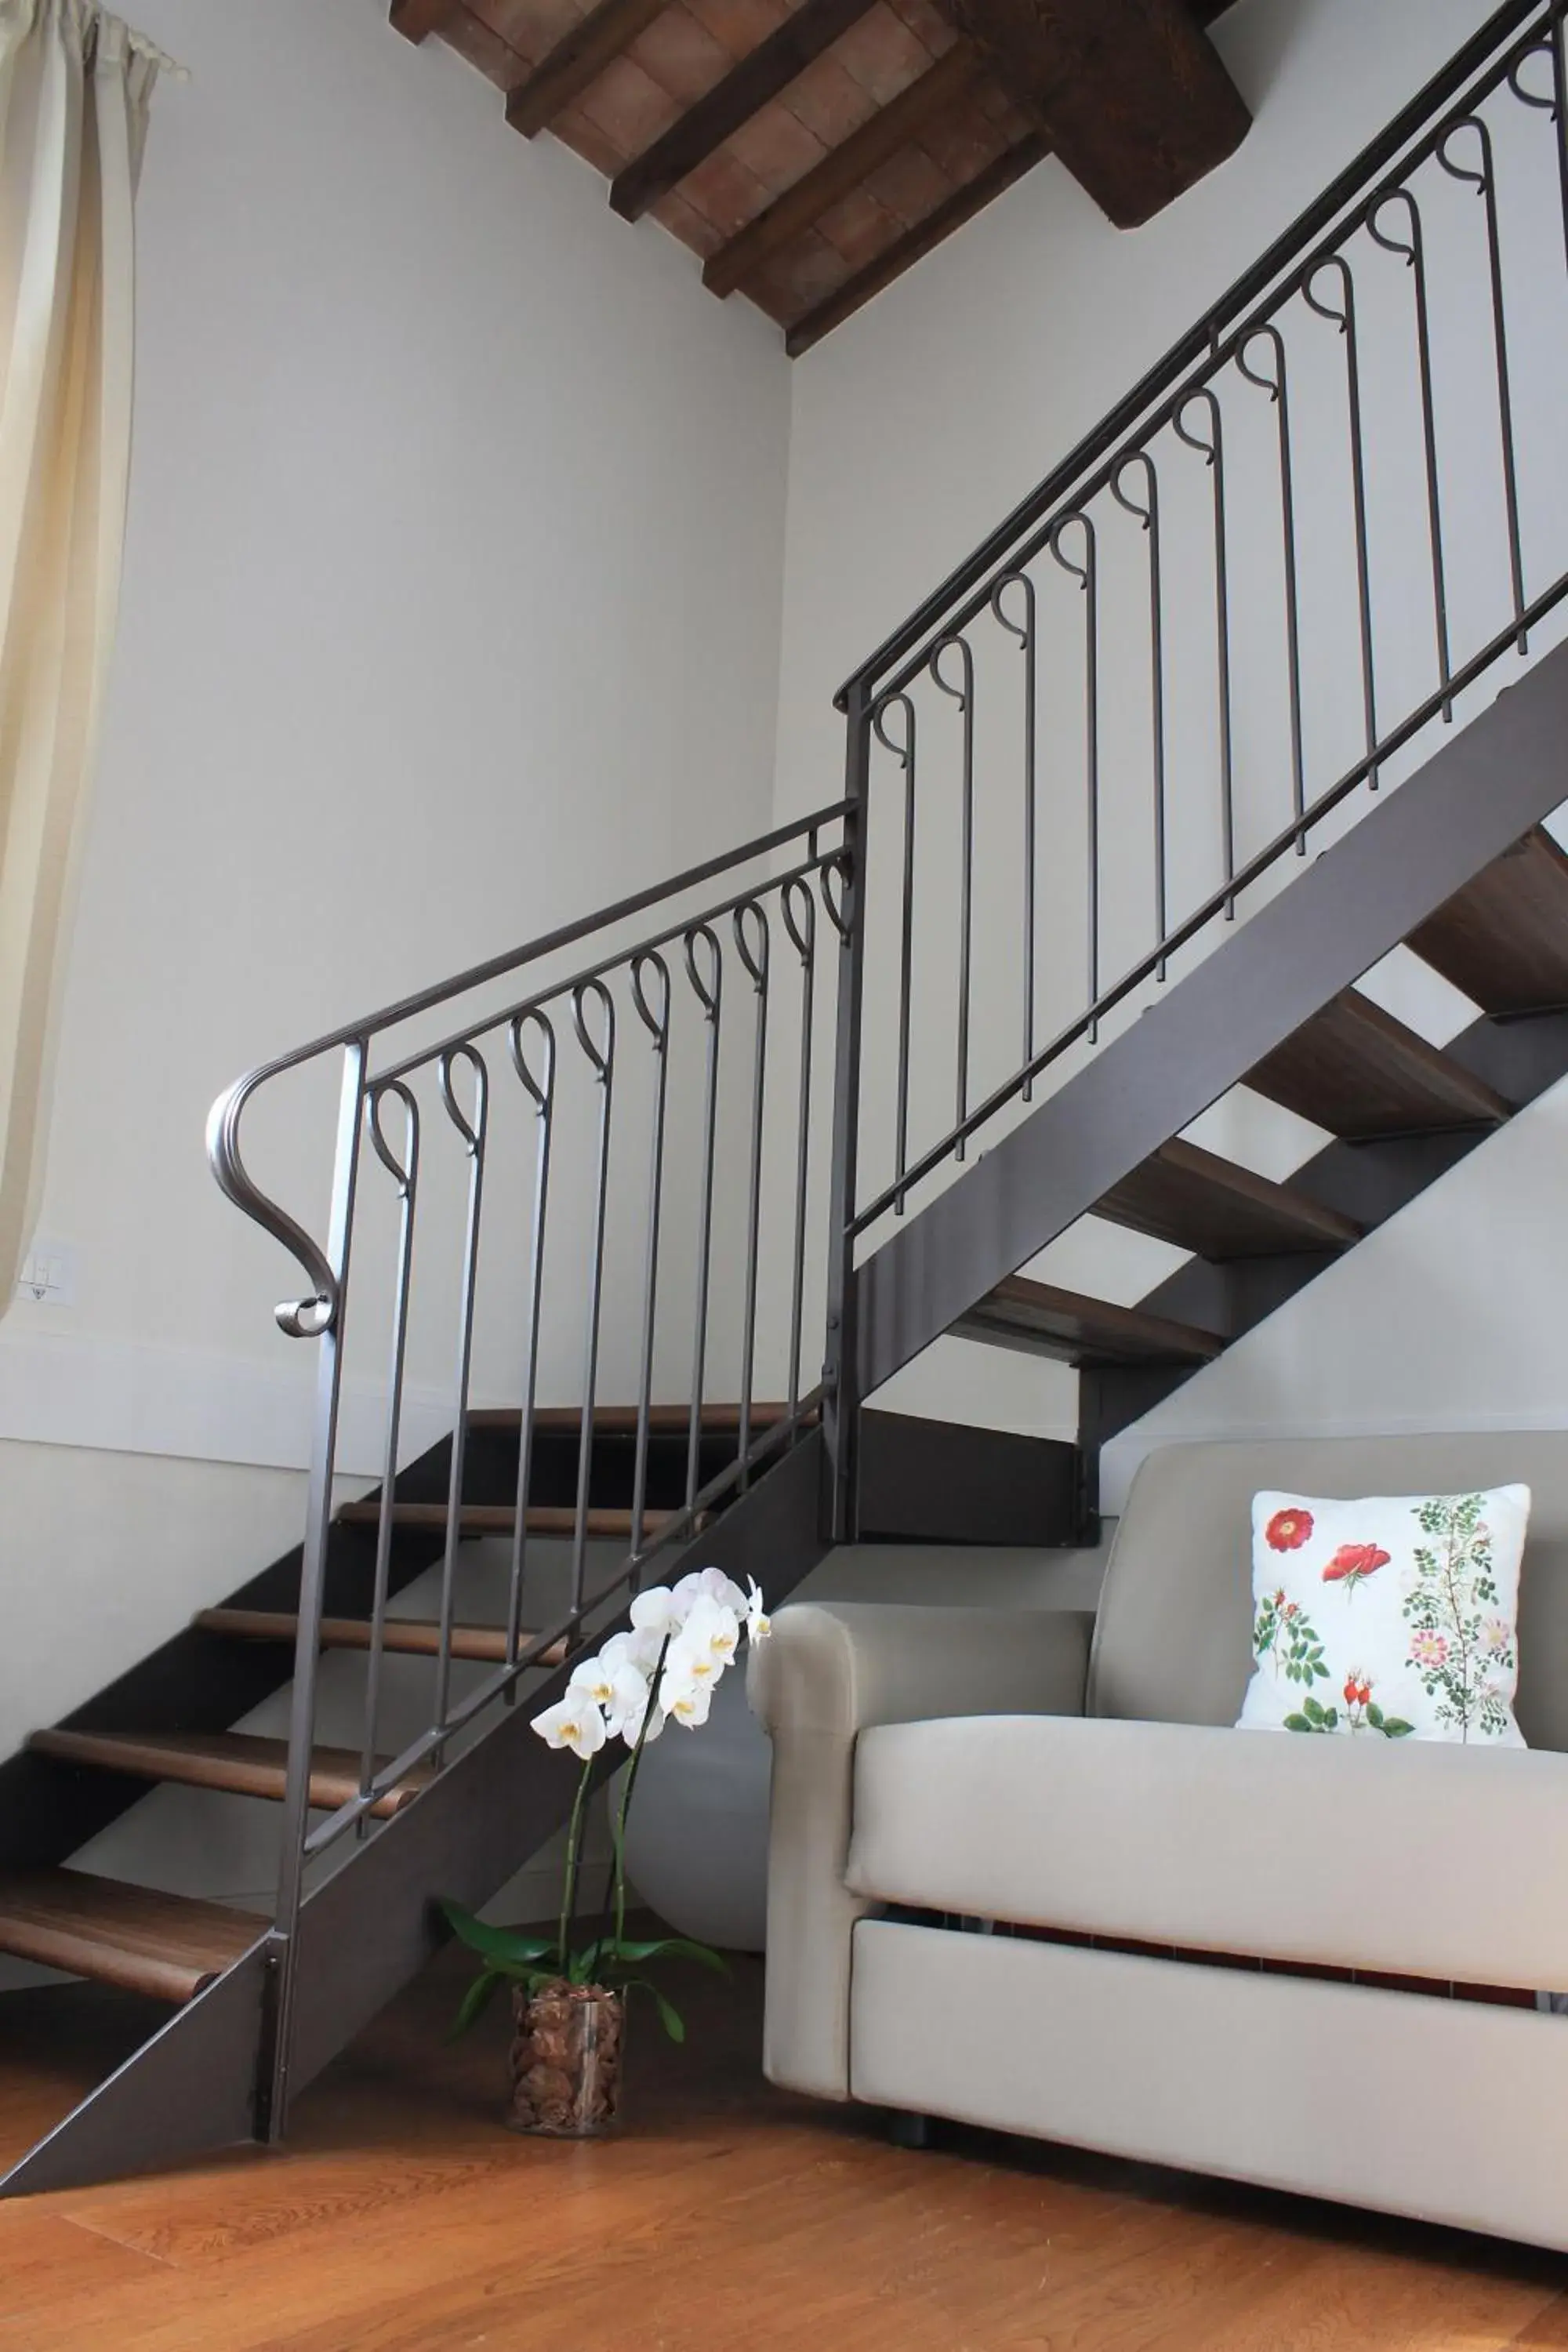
[684,0,796,64]
[781,51,880,146]
[862,136,951,224]
[652,187,727,256]
[829,4,938,107]
[880,0,957,56]
[551,100,629,173]
[811,182,903,270]
[441,5,529,86]
[576,53,685,152]
[483,0,588,64]
[972,71,1033,135]
[724,102,828,198]
[674,143,774,235]
[627,5,734,104]
[748,227,851,314]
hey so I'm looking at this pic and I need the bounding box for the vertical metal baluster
[682,923,723,1515]
[1553,25,1568,274]
[263,1038,366,2147]
[505,1010,555,1670]
[568,979,615,1619]
[780,877,817,1422]
[1370,191,1453,720]
[732,899,771,1486]
[819,828,862,1547]
[930,636,975,1157]
[1174,390,1236,916]
[1237,328,1306,852]
[1048,514,1100,1032]
[873,694,916,1214]
[1112,454,1169,972]
[1439,118,1526,652]
[360,1080,420,1820]
[433,1044,488,1737]
[1305,256,1378,785]
[989,572,1037,1097]
[627,952,672,1564]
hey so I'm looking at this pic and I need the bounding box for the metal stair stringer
[857,638,1568,1403]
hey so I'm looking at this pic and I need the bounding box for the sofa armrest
[747,1602,1094,2100]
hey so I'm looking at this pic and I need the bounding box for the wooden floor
[4,1947,1568,2348]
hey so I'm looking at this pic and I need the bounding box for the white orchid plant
[442,1566,770,2043]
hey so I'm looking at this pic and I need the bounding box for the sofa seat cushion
[847,1712,1568,1990]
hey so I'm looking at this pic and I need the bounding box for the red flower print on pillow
[1265,1507,1314,1552]
[1322,1542,1390,1593]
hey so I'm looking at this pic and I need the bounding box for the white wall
[773,0,1568,1464]
[0,0,792,1753]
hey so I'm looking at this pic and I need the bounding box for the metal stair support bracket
[857,641,1568,1398]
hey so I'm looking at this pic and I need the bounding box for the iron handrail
[835,0,1560,711]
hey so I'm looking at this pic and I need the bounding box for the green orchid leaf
[1366,1702,1385,1728]
[625,1980,687,2042]
[1303,1697,1325,1724]
[1381,1718,1415,1738]
[449,1967,506,2040]
[1283,1713,1314,1733]
[1322,1707,1338,1729]
[610,1936,731,1977]
[439,1900,556,1969]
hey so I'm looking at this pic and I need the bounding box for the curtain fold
[0,0,158,1309]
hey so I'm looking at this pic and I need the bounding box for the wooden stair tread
[1247,988,1511,1139]
[953,1276,1224,1367]
[0,1869,260,2005]
[335,1501,688,1538]
[28,1729,433,1820]
[1093,1137,1361,1260]
[1406,826,1568,1015]
[464,1402,793,1434]
[195,1609,567,1668]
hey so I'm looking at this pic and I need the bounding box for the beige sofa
[749,1432,1568,2252]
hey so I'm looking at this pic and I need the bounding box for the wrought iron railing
[836,0,1568,1246]
[208,803,852,2130]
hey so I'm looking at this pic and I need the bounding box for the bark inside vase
[508,1980,625,2136]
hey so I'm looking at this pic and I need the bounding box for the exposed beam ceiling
[394,0,1250,350]
[937,0,1249,227]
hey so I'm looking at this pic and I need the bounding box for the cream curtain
[0,0,159,1310]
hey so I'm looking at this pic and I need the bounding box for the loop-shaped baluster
[781,872,817,964]
[630,948,673,1043]
[1305,253,1377,782]
[508,1005,557,1112]
[871,688,915,767]
[437,1040,489,1155]
[683,920,723,1020]
[1506,36,1556,109]
[1112,451,1171,968]
[1236,325,1306,848]
[366,1077,420,1192]
[1048,512,1102,1029]
[819,851,853,942]
[683,920,723,1509]
[572,975,616,1081]
[931,634,975,1155]
[1174,388,1236,912]
[873,690,918,1210]
[1438,114,1526,650]
[505,1006,556,1671]
[733,895,771,989]
[990,569,1039,1088]
[1369,187,1452,717]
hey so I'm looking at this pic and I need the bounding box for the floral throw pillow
[1236,1485,1530,1747]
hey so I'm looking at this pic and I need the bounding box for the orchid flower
[629,1585,683,1642]
[743,1577,771,1642]
[663,1596,739,1694]
[532,1693,607,1760]
[603,1663,663,1749]
[664,1677,714,1729]
[673,1566,749,1619]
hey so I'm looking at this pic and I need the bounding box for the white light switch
[15,1238,74,1306]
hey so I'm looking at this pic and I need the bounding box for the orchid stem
[558,1755,593,1977]
[594,1631,672,1970]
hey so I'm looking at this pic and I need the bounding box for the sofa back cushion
[1089,1432,1568,1748]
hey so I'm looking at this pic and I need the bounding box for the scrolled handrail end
[276,1293,336,1340]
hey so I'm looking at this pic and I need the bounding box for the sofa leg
[886,2110,935,2151]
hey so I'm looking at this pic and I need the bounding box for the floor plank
[3,1947,1567,2347]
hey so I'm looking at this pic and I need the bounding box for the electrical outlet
[15,1238,74,1306]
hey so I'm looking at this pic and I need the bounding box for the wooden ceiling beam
[786,129,1050,355]
[389,0,458,42]
[705,41,983,299]
[931,0,1249,229]
[506,0,671,138]
[609,0,879,222]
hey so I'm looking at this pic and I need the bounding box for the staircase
[5,0,1568,2198]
